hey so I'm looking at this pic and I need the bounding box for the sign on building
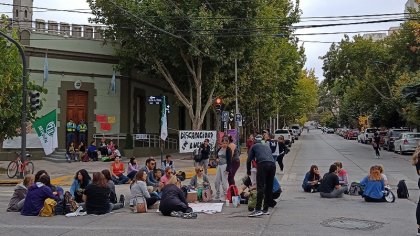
[179,130,217,153]
[134,134,150,140]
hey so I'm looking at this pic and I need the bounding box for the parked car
[289,129,299,141]
[274,129,292,147]
[345,129,359,140]
[326,128,335,134]
[378,130,387,146]
[291,124,302,136]
[360,128,378,144]
[393,132,420,154]
[383,128,410,151]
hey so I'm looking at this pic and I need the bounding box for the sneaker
[262,210,270,215]
[417,228,420,236]
[248,210,263,217]
[119,194,125,206]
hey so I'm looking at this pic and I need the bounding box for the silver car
[393,132,420,154]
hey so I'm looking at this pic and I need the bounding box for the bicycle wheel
[24,161,35,175]
[7,161,18,178]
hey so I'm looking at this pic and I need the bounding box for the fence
[133,133,178,150]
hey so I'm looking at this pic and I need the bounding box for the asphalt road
[0,129,418,236]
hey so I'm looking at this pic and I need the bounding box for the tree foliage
[0,15,45,147]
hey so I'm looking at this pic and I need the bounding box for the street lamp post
[0,31,28,171]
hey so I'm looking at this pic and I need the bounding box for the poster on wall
[179,130,217,153]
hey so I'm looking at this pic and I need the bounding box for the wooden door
[67,90,88,145]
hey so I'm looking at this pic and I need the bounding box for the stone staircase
[43,149,68,163]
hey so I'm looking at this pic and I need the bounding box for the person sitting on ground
[272,176,282,200]
[302,165,322,193]
[21,175,60,216]
[360,166,387,202]
[189,167,210,189]
[98,137,108,157]
[159,181,195,217]
[70,169,92,203]
[7,174,35,212]
[141,158,156,175]
[162,154,176,173]
[147,169,162,188]
[109,145,121,162]
[67,142,77,162]
[335,162,349,186]
[83,172,125,215]
[77,141,86,161]
[130,170,159,209]
[87,141,99,161]
[127,157,140,181]
[101,169,118,204]
[110,156,129,185]
[238,175,257,202]
[319,164,348,198]
[107,140,115,156]
[161,166,177,186]
[34,170,63,198]
[376,164,388,186]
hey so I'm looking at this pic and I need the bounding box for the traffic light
[215,97,222,112]
[29,91,40,111]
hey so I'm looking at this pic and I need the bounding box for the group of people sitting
[302,162,390,202]
[66,138,123,163]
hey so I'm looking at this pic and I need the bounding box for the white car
[274,129,292,147]
[393,132,420,154]
[360,128,378,144]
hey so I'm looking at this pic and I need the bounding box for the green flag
[33,110,58,155]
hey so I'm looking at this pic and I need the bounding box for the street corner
[51,175,74,186]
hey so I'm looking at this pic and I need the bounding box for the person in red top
[110,157,129,185]
[246,134,255,153]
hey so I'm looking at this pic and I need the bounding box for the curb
[0,179,21,186]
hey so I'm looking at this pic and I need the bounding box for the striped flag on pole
[109,71,116,94]
[160,96,168,141]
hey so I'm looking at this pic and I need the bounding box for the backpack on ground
[201,188,212,202]
[226,185,239,203]
[247,190,257,211]
[39,198,57,217]
[397,180,409,198]
[348,182,362,196]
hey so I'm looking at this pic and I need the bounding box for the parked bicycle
[7,152,34,178]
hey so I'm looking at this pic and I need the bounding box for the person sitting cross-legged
[110,156,129,185]
[302,165,322,193]
[360,166,387,202]
[21,175,60,216]
[130,170,159,210]
[7,174,35,212]
[319,164,348,198]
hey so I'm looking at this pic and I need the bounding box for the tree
[88,0,300,130]
[0,15,45,149]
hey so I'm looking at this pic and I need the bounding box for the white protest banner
[179,130,217,153]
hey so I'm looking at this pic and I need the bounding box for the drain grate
[321,217,384,231]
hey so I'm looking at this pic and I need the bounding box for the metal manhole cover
[321,217,384,231]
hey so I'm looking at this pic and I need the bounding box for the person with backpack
[411,144,420,235]
[69,169,92,203]
[228,135,241,185]
[195,139,211,175]
[214,136,232,201]
[21,175,60,216]
[360,166,387,202]
[246,134,276,217]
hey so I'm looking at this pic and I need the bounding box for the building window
[15,9,18,17]
[24,10,27,18]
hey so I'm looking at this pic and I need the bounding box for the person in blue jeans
[302,165,322,193]
[360,166,386,202]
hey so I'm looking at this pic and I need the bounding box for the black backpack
[397,180,409,198]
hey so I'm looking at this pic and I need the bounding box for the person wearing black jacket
[247,135,276,217]
[159,184,193,216]
[214,136,232,201]
[195,139,211,175]
[276,136,289,173]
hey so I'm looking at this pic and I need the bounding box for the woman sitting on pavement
[302,165,322,193]
[161,166,178,186]
[189,167,210,189]
[130,170,159,209]
[83,172,125,215]
[335,162,349,186]
[319,164,348,198]
[127,157,140,181]
[360,166,387,202]
[159,179,196,218]
[34,170,64,198]
[7,174,35,212]
[376,164,388,186]
[21,175,60,216]
[70,169,92,203]
[101,169,119,204]
[110,156,129,185]
[87,141,99,161]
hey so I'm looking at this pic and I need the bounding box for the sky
[0,0,410,80]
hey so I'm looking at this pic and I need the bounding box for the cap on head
[254,135,263,143]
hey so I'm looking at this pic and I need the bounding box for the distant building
[6,1,214,154]
[362,33,387,41]
[405,0,419,13]
[388,27,400,35]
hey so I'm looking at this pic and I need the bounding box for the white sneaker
[249,210,263,217]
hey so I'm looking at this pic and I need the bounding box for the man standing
[66,119,76,147]
[77,119,88,145]
[247,135,277,217]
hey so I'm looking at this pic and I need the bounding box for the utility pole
[0,31,28,172]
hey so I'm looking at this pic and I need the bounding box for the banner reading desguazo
[179,130,217,153]
[33,110,58,155]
